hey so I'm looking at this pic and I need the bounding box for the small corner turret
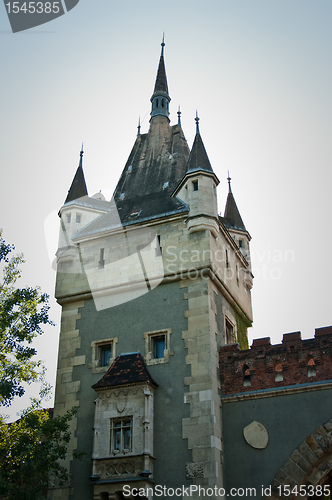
[172,113,219,237]
[221,174,253,291]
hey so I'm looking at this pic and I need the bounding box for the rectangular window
[101,345,112,367]
[66,213,71,223]
[76,213,81,223]
[193,180,198,191]
[225,319,234,344]
[153,336,165,359]
[143,328,173,366]
[99,248,105,269]
[111,417,132,454]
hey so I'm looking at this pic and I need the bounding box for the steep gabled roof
[92,352,158,390]
[65,148,88,204]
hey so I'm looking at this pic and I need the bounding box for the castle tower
[50,40,253,500]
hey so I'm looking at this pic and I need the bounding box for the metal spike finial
[177,106,181,126]
[227,171,232,193]
[161,33,165,56]
[137,116,141,137]
[79,143,84,167]
[195,110,200,135]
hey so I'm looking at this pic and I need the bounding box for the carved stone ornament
[116,400,126,413]
[243,420,269,449]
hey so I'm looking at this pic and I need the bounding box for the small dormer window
[119,193,125,200]
[163,182,169,189]
[76,213,81,223]
[193,180,198,191]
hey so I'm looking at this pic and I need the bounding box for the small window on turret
[239,239,243,248]
[66,213,71,224]
[161,99,165,108]
[76,213,81,223]
[156,99,159,108]
[99,248,105,270]
[193,180,198,191]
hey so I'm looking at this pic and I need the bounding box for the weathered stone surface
[186,462,204,479]
[243,420,269,449]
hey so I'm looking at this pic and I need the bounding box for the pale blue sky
[1,0,332,418]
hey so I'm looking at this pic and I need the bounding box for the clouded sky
[1,0,331,419]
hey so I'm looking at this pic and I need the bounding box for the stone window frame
[222,307,237,345]
[90,337,118,374]
[143,328,173,366]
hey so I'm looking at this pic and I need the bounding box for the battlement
[219,326,332,395]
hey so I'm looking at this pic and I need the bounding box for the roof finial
[177,106,181,126]
[161,33,165,57]
[137,116,141,137]
[79,143,84,167]
[195,110,200,135]
[227,171,232,193]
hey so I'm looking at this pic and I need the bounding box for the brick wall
[219,326,332,395]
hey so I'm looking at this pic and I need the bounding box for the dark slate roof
[65,155,88,204]
[223,191,246,231]
[92,352,158,390]
[72,124,190,240]
[153,54,169,95]
[186,132,215,175]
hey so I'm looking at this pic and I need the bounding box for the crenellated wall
[219,326,332,395]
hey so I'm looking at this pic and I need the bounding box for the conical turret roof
[65,147,88,204]
[223,176,246,230]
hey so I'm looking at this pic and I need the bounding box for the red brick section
[219,326,332,395]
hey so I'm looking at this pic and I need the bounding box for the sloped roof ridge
[92,352,158,390]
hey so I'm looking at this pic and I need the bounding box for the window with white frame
[110,417,132,454]
[143,328,173,365]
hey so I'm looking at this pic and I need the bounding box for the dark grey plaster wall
[70,279,191,499]
[222,388,332,499]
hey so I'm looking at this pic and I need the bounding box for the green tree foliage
[0,404,77,500]
[0,229,54,406]
[0,231,84,499]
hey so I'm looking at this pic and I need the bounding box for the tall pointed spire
[150,36,171,120]
[223,175,246,230]
[64,145,88,204]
